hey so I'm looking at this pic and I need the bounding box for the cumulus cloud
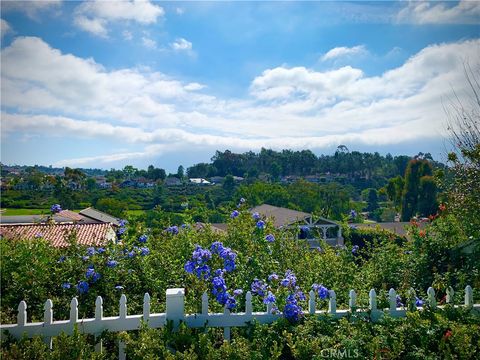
[2,36,479,168]
[321,45,368,61]
[142,36,156,49]
[397,0,480,24]
[1,0,62,19]
[74,0,164,37]
[1,19,12,39]
[171,38,192,51]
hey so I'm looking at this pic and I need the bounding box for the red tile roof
[57,210,85,221]
[0,223,115,248]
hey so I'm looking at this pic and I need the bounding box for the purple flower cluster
[265,234,275,242]
[77,281,89,295]
[396,295,404,307]
[352,245,360,255]
[86,247,96,256]
[50,204,62,214]
[230,210,239,218]
[263,291,276,304]
[349,209,357,219]
[117,219,127,238]
[213,242,237,272]
[256,220,265,230]
[85,265,101,283]
[140,247,150,256]
[280,270,297,289]
[166,226,179,235]
[62,282,71,289]
[184,245,212,280]
[416,297,424,307]
[268,273,279,282]
[252,212,260,220]
[251,278,268,297]
[284,293,303,322]
[138,234,148,243]
[106,260,118,268]
[312,283,329,299]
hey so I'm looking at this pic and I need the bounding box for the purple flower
[138,234,148,243]
[92,272,101,282]
[251,279,267,297]
[265,234,275,242]
[349,209,357,219]
[280,270,297,288]
[117,227,126,236]
[239,198,246,204]
[252,212,260,220]
[396,295,403,307]
[96,247,106,254]
[317,285,329,300]
[86,247,96,256]
[211,276,227,294]
[416,297,424,307]
[352,245,359,255]
[140,247,150,256]
[233,289,243,297]
[82,256,89,261]
[86,267,95,278]
[77,281,89,295]
[192,245,212,264]
[119,219,128,227]
[106,260,118,268]
[210,241,225,254]
[268,273,279,282]
[126,250,135,258]
[215,268,225,277]
[230,210,239,218]
[284,296,303,323]
[167,226,179,235]
[184,260,195,273]
[195,264,211,280]
[226,295,237,310]
[256,220,265,230]
[62,282,71,289]
[50,204,62,214]
[58,256,66,263]
[263,291,276,304]
[115,285,124,290]
[295,290,306,301]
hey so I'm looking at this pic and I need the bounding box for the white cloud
[171,38,192,51]
[142,36,156,49]
[74,0,164,37]
[176,7,185,15]
[1,19,12,39]
[397,0,480,24]
[1,0,62,19]
[321,45,367,61]
[122,30,133,41]
[2,36,479,168]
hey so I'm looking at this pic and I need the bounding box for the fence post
[245,291,253,318]
[69,298,78,325]
[95,296,103,353]
[465,285,473,308]
[43,300,53,349]
[118,295,127,360]
[309,290,316,314]
[166,288,185,330]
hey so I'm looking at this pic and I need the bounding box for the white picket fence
[1,286,478,359]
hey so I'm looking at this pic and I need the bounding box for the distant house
[250,204,343,248]
[210,176,224,184]
[164,177,183,186]
[351,222,426,238]
[189,178,211,185]
[0,223,116,248]
[78,207,122,227]
[135,177,156,188]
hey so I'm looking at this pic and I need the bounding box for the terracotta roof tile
[0,223,115,248]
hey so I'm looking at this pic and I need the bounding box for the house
[78,207,122,226]
[164,177,183,186]
[189,178,211,185]
[0,222,116,248]
[250,204,343,248]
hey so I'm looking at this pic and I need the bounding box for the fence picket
[17,301,27,326]
[309,290,316,314]
[427,287,436,309]
[446,287,454,304]
[69,297,78,324]
[349,290,356,312]
[223,307,231,341]
[245,291,252,315]
[202,292,208,315]
[389,288,397,313]
[328,290,336,314]
[143,293,151,320]
[119,294,127,319]
[465,285,473,307]
[43,300,53,349]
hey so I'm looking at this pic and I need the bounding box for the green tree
[366,188,379,212]
[95,198,127,218]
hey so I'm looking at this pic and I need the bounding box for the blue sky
[1,1,479,172]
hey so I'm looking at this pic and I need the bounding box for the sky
[1,1,479,173]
